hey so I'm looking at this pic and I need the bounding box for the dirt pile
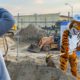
[7,56,76,80]
[0,37,15,47]
[15,24,47,43]
[0,37,15,56]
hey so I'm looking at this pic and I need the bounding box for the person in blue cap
[0,8,15,80]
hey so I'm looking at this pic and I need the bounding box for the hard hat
[0,8,15,36]
[73,14,80,22]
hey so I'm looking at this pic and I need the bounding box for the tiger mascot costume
[60,15,80,79]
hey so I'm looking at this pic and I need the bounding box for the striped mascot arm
[61,30,69,54]
[60,30,69,72]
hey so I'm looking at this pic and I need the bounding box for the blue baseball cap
[0,8,15,36]
[73,14,80,22]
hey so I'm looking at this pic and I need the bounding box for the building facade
[14,13,60,29]
[60,15,72,21]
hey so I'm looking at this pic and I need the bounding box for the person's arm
[0,51,11,80]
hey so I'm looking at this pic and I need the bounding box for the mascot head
[69,14,80,30]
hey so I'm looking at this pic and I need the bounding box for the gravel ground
[0,37,77,80]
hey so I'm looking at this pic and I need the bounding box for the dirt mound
[7,56,76,80]
[0,37,15,56]
[16,24,47,43]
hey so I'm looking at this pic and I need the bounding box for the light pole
[65,3,73,18]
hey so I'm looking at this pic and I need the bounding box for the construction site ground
[0,37,77,80]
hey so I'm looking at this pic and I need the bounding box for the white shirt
[69,35,78,54]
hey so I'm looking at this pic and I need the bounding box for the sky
[0,0,80,16]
